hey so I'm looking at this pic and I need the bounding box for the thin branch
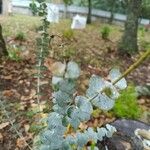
[0,100,33,150]
[112,49,150,85]
[89,49,150,102]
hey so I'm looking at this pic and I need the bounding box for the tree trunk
[87,0,92,24]
[108,11,114,24]
[108,0,115,24]
[0,24,8,57]
[0,0,2,14]
[119,0,142,55]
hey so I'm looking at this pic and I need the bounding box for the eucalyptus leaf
[97,127,107,141]
[65,61,80,79]
[47,112,62,129]
[105,124,117,138]
[76,132,89,147]
[41,130,54,145]
[69,117,80,129]
[103,81,120,99]
[85,127,98,142]
[92,93,115,111]
[53,90,71,107]
[59,79,76,95]
[109,68,127,90]
[75,96,93,114]
[62,141,72,150]
[86,75,106,98]
[40,145,50,150]
[65,135,77,145]
[52,76,63,85]
[53,104,68,115]
[87,146,99,150]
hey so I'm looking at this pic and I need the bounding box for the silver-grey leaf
[69,117,80,129]
[103,81,120,99]
[59,79,76,95]
[40,145,51,150]
[65,61,80,79]
[75,96,93,114]
[85,127,98,142]
[86,75,106,98]
[53,91,71,107]
[92,93,115,111]
[76,132,89,147]
[47,112,62,129]
[109,68,127,90]
[52,76,63,85]
[97,127,107,141]
[87,146,99,150]
[105,124,117,138]
[65,135,77,145]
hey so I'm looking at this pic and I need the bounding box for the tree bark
[107,0,115,24]
[0,0,2,14]
[119,0,142,55]
[87,0,92,24]
[108,11,114,24]
[0,24,8,57]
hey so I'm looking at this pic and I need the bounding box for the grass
[112,85,141,119]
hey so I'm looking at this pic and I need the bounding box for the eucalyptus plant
[38,61,127,150]
[33,0,50,107]
[32,1,150,150]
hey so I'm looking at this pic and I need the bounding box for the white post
[2,0,9,15]
[2,0,12,15]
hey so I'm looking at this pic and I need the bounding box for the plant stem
[113,49,150,85]
[37,32,44,112]
[89,49,150,102]
[0,100,33,150]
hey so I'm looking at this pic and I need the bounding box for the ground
[0,14,150,150]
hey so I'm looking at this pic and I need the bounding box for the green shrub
[139,26,146,37]
[62,29,74,39]
[101,25,111,39]
[62,47,76,58]
[8,46,21,61]
[140,41,150,50]
[112,85,141,119]
[15,31,26,41]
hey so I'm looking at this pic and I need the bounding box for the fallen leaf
[16,138,27,149]
[2,75,12,80]
[0,133,3,143]
[21,89,36,101]
[44,58,55,71]
[45,60,66,76]
[79,123,88,131]
[24,124,30,133]
[0,122,10,130]
[50,62,66,76]
[40,80,49,86]
[3,90,14,97]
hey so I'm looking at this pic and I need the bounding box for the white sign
[71,14,87,29]
[8,0,13,13]
[47,4,59,23]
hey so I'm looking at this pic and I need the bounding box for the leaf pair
[86,68,127,111]
[51,61,80,85]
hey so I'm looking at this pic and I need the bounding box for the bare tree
[0,24,8,57]
[119,0,142,55]
[87,0,92,24]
